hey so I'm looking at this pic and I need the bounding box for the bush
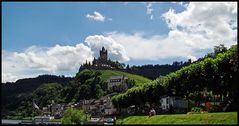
[62,108,87,124]
[191,107,202,113]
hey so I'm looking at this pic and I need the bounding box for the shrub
[62,108,87,124]
[191,107,202,113]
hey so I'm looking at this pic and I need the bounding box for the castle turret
[100,46,108,61]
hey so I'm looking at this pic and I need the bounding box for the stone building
[107,76,129,92]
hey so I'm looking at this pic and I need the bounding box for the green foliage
[214,44,227,54]
[62,108,87,124]
[68,69,108,102]
[112,44,238,110]
[127,61,190,80]
[33,83,64,106]
[191,107,203,113]
[2,75,72,119]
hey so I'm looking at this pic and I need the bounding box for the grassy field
[117,112,238,124]
[99,70,151,86]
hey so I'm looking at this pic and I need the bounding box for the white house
[160,96,188,113]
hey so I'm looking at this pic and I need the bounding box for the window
[166,98,169,104]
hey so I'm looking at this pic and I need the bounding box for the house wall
[173,99,188,109]
[107,76,128,92]
[160,96,188,112]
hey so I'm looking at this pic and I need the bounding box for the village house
[52,104,66,118]
[160,96,188,113]
[79,93,118,117]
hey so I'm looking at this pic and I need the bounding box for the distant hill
[124,61,191,80]
[2,75,73,97]
[2,75,73,113]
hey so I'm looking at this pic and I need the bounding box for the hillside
[1,75,73,119]
[80,69,152,86]
[99,70,152,86]
[117,112,237,124]
[125,62,189,80]
[2,75,72,106]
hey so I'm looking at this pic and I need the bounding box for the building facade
[107,76,129,92]
[160,96,188,113]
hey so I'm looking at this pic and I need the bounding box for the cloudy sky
[2,2,237,83]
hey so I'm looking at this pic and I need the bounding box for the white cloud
[2,73,18,83]
[13,44,93,72]
[162,2,237,48]
[106,31,195,60]
[187,55,197,62]
[2,44,94,83]
[106,2,237,60]
[171,2,188,7]
[2,37,130,82]
[86,11,106,22]
[146,2,153,15]
[86,11,112,22]
[145,2,154,20]
[85,35,130,62]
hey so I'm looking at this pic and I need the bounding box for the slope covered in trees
[1,75,73,119]
[112,44,238,111]
[125,61,191,80]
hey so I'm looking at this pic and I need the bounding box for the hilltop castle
[92,47,110,67]
[80,47,116,70]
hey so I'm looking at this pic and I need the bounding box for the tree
[62,108,87,124]
[111,44,238,111]
[214,44,227,54]
[126,64,130,70]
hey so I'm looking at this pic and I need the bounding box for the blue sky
[3,2,185,51]
[2,2,237,82]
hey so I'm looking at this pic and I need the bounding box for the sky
[2,2,237,83]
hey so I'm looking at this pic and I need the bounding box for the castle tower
[99,46,108,61]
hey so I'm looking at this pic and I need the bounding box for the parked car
[104,118,114,125]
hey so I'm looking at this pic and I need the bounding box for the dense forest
[112,44,238,112]
[124,61,191,80]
